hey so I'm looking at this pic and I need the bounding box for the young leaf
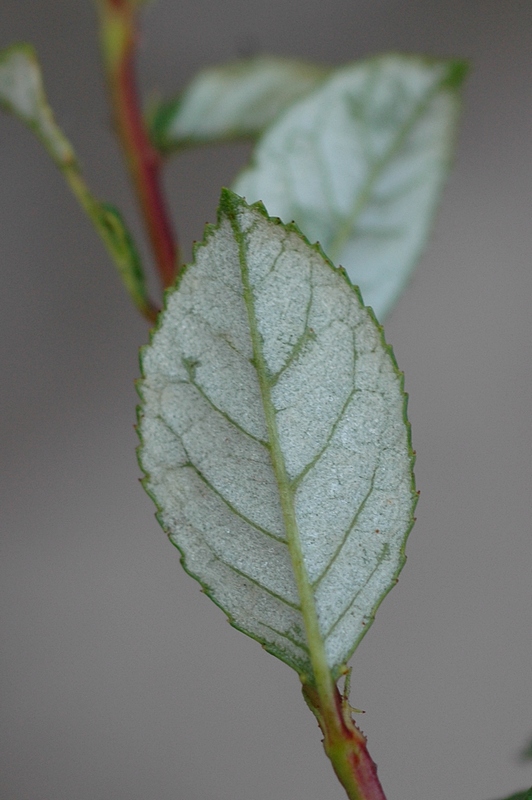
[148,56,330,153]
[233,55,467,320]
[137,190,416,684]
[0,43,155,320]
[490,790,532,800]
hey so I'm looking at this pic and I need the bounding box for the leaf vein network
[291,377,358,488]
[268,281,314,386]
[324,542,391,641]
[194,532,300,609]
[182,456,286,544]
[183,365,270,448]
[311,466,378,589]
[328,70,447,263]
[261,620,310,653]
[153,417,285,544]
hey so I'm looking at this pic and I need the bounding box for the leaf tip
[444,59,469,89]
[219,186,271,225]
[218,186,241,216]
[0,41,37,62]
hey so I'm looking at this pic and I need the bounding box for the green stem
[66,167,159,323]
[96,0,179,291]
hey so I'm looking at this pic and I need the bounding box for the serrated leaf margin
[136,189,418,680]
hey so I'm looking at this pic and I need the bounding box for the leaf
[137,190,416,683]
[0,43,154,319]
[233,54,467,320]
[489,790,532,800]
[0,43,75,162]
[148,56,331,153]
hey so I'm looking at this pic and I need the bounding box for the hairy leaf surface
[149,56,330,152]
[234,55,466,320]
[0,43,152,317]
[138,191,416,681]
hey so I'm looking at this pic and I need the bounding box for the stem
[66,167,159,324]
[96,0,179,290]
[94,6,386,792]
[302,681,387,800]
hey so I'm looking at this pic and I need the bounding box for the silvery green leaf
[233,55,466,320]
[138,190,416,682]
[0,42,74,163]
[0,43,153,318]
[149,56,330,152]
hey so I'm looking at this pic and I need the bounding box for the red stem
[303,683,388,800]
[100,0,179,291]
[333,686,387,800]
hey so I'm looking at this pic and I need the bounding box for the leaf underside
[233,54,466,320]
[138,191,416,682]
[149,56,331,152]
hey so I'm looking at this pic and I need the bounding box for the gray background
[1,1,531,799]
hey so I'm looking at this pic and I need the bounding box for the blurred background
[0,2,531,799]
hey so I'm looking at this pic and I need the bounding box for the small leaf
[149,56,330,152]
[233,54,467,320]
[0,43,154,319]
[95,203,152,314]
[138,190,416,683]
[0,43,75,163]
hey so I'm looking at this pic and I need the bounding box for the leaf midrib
[327,66,450,264]
[235,215,329,690]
